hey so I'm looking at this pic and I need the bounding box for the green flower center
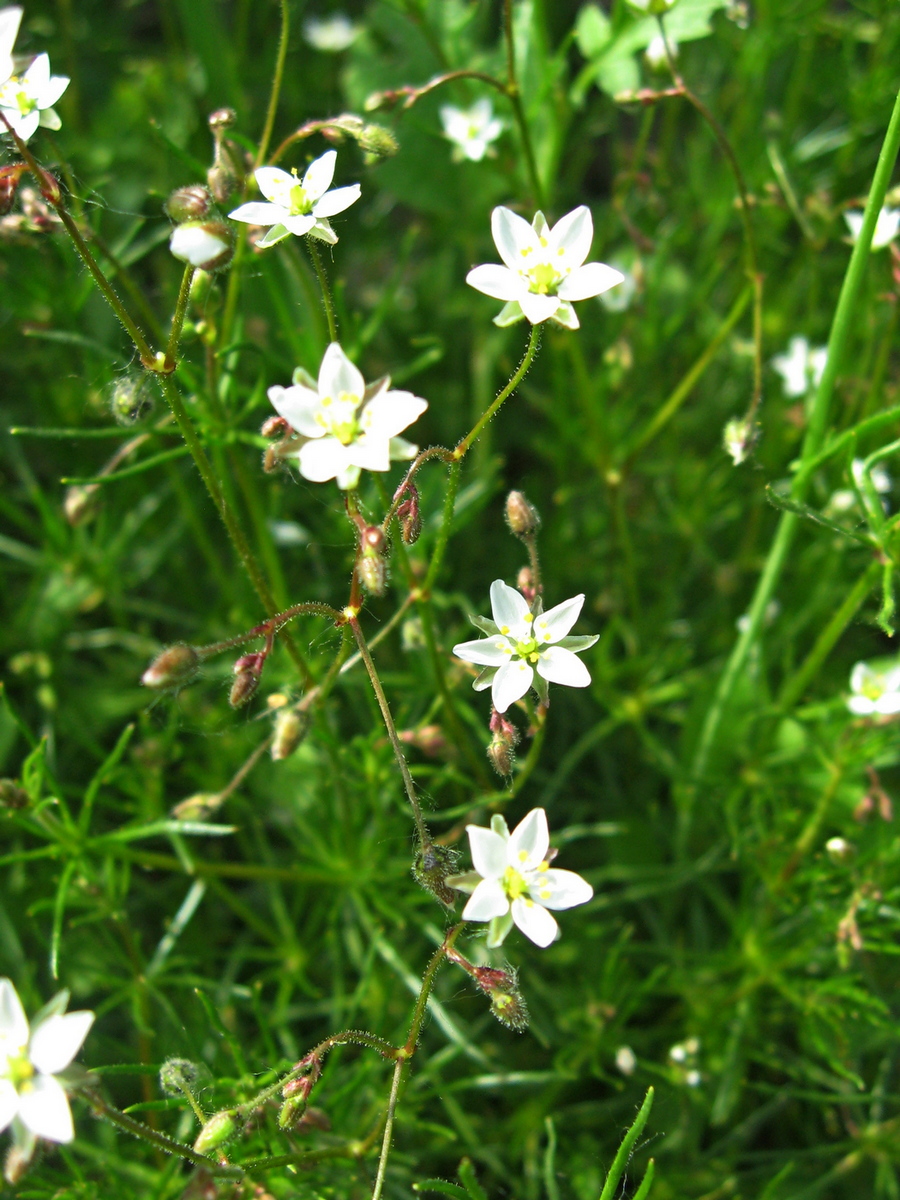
[502,866,528,900]
[514,637,539,661]
[318,391,362,445]
[4,1050,33,1089]
[289,182,311,215]
[527,262,562,295]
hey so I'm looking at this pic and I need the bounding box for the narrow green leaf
[598,1088,655,1200]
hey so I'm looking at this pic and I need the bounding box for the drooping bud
[398,724,452,760]
[36,168,61,206]
[358,525,388,597]
[230,652,265,708]
[413,841,459,906]
[358,122,399,160]
[487,710,520,778]
[0,164,25,215]
[505,490,540,539]
[169,220,234,272]
[0,779,28,810]
[271,709,308,761]
[193,1110,236,1154]
[166,184,213,223]
[397,485,422,545]
[261,415,290,439]
[160,1057,203,1096]
[141,643,200,689]
[63,482,101,527]
[110,373,154,425]
[278,1073,315,1129]
[489,985,529,1032]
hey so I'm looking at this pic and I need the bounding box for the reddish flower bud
[37,168,61,206]
[261,415,290,438]
[0,164,25,216]
[230,652,265,708]
[505,490,539,538]
[142,643,199,689]
[358,525,388,597]
[165,184,213,222]
[397,485,422,545]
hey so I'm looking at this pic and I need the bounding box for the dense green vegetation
[3,1,900,1196]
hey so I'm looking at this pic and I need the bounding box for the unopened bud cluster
[358,525,388,596]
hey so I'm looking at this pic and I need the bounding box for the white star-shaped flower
[466,206,625,329]
[0,7,23,88]
[0,978,94,1147]
[450,808,593,948]
[229,150,361,247]
[771,336,828,397]
[453,579,598,713]
[847,661,900,716]
[844,206,900,251]
[440,99,504,163]
[302,14,360,52]
[267,342,427,489]
[0,45,69,142]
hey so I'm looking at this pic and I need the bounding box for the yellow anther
[524,613,534,623]
[518,850,528,862]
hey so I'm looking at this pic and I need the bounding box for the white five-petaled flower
[0,7,69,144]
[771,336,827,398]
[440,99,504,163]
[229,150,360,247]
[450,808,593,948]
[0,978,94,1146]
[453,579,598,713]
[847,661,900,716]
[844,206,900,251]
[267,342,427,489]
[302,14,361,52]
[466,206,625,329]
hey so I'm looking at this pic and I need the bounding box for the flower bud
[160,1057,203,1096]
[271,709,308,761]
[141,643,199,689]
[0,164,25,216]
[516,566,536,603]
[170,220,234,272]
[397,486,421,545]
[505,490,539,538]
[825,836,855,864]
[110,373,154,425]
[723,416,758,466]
[261,415,290,438]
[165,184,213,222]
[278,1073,314,1129]
[37,168,61,206]
[172,792,223,821]
[413,841,460,906]
[193,1110,236,1154]
[208,107,236,132]
[487,710,519,777]
[359,123,399,159]
[489,986,529,1032]
[64,482,101,527]
[358,525,388,597]
[230,652,265,708]
[0,779,28,810]
[4,1141,33,1185]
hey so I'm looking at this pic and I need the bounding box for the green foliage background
[3,0,900,1197]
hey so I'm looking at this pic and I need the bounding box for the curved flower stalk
[847,661,900,716]
[453,579,597,713]
[0,979,94,1150]
[466,206,624,329]
[440,99,504,162]
[229,149,361,247]
[0,32,69,142]
[267,342,428,489]
[449,808,593,948]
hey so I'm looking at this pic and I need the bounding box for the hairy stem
[308,238,338,342]
[454,324,541,459]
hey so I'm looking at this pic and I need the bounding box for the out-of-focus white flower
[169,220,233,271]
[615,1046,637,1076]
[825,836,855,864]
[0,49,69,142]
[449,808,593,948]
[302,14,360,52]
[440,99,504,162]
[844,206,900,251]
[466,206,624,329]
[723,416,757,466]
[229,150,360,247]
[599,261,637,312]
[847,661,900,716]
[0,978,93,1146]
[266,342,427,490]
[645,33,676,71]
[0,7,23,88]
[453,579,598,713]
[685,1069,702,1087]
[771,336,828,398]
[736,599,779,636]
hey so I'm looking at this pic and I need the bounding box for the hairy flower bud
[505,490,540,538]
[160,1057,203,1096]
[271,709,308,761]
[0,164,25,215]
[193,1110,236,1154]
[723,416,758,466]
[110,373,154,425]
[208,107,236,132]
[358,525,388,597]
[170,220,234,272]
[489,985,529,1032]
[413,841,460,906]
[397,486,421,545]
[37,168,61,206]
[63,482,101,527]
[4,1141,33,1185]
[166,184,213,223]
[359,123,399,159]
[142,643,199,689]
[261,415,290,438]
[230,652,265,708]
[487,710,519,777]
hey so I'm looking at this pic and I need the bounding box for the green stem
[503,0,544,208]
[166,265,195,366]
[454,324,541,459]
[308,238,338,342]
[86,1091,239,1175]
[255,0,290,169]
[424,459,461,593]
[690,81,900,785]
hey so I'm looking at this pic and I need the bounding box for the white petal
[528,867,592,910]
[465,264,524,302]
[492,206,539,270]
[282,212,316,236]
[313,183,361,218]
[228,201,286,226]
[267,383,325,437]
[453,634,514,667]
[849,661,873,694]
[254,166,294,204]
[37,73,69,109]
[318,342,365,403]
[363,388,428,439]
[302,149,337,200]
[297,436,352,482]
[462,878,510,922]
[548,205,593,266]
[0,979,29,1046]
[535,646,592,688]
[169,225,229,268]
[29,1011,93,1075]
[5,107,39,140]
[18,1074,74,1143]
[492,659,534,713]
[534,594,584,643]
[489,579,531,636]
[389,436,417,461]
[0,9,23,74]
[22,51,49,91]
[511,898,558,947]
[507,808,549,871]
[0,1079,17,1134]
[875,693,900,715]
[518,291,561,324]
[346,434,391,473]
[336,464,360,490]
[847,695,876,715]
[558,262,625,301]
[256,223,293,247]
[467,826,509,880]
